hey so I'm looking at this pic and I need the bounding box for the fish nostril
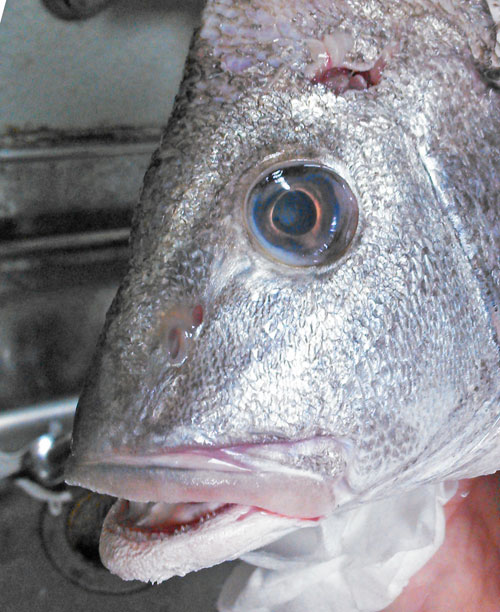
[159,304,204,366]
[167,327,183,363]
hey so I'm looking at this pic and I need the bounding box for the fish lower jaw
[100,497,306,584]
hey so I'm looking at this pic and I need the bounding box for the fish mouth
[65,437,350,583]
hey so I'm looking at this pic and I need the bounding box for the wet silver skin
[67,0,500,562]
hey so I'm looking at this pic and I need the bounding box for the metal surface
[0,256,126,410]
[0,129,159,410]
[0,131,159,242]
[0,0,202,131]
[0,429,71,486]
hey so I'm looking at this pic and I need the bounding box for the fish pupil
[271,190,316,236]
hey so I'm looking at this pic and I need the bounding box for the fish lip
[65,436,350,519]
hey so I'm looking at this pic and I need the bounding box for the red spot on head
[310,46,392,95]
[192,305,203,327]
[312,62,386,94]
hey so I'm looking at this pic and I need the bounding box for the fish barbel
[66,0,500,594]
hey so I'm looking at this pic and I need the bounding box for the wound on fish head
[66,0,500,588]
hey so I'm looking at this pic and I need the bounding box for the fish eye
[244,163,358,267]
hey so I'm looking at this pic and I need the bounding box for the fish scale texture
[200,0,497,77]
[70,0,500,504]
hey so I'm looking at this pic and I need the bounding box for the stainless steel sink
[0,130,155,410]
[0,400,233,611]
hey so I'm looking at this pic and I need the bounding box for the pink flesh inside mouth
[115,499,320,538]
[117,500,238,535]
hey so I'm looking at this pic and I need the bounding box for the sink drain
[40,487,149,594]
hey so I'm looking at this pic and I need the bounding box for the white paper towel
[217,481,457,612]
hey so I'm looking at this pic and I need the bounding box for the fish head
[66,0,500,584]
